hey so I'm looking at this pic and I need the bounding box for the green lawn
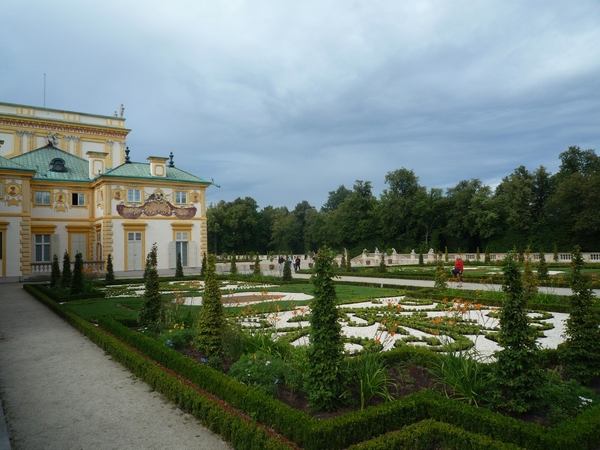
[65,282,403,321]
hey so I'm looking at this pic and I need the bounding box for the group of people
[278,255,303,272]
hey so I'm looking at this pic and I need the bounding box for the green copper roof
[10,145,90,181]
[0,155,34,172]
[5,145,212,185]
[102,162,211,184]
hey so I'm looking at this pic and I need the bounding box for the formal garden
[24,245,600,449]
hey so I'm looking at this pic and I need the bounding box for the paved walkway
[0,283,231,450]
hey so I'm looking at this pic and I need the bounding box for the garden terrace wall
[24,285,600,450]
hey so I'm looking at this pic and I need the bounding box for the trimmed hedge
[34,283,106,302]
[24,284,600,450]
[348,419,525,450]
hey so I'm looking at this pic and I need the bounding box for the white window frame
[35,234,51,262]
[175,231,189,267]
[72,192,85,206]
[175,191,187,204]
[127,189,141,203]
[35,191,51,205]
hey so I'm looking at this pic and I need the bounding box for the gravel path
[0,283,232,450]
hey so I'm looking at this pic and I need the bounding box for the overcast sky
[2,1,599,210]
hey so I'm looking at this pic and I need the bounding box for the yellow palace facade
[0,102,212,281]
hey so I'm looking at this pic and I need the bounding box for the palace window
[127,189,141,203]
[35,191,51,205]
[34,234,51,262]
[72,193,85,206]
[175,231,188,267]
[175,191,187,204]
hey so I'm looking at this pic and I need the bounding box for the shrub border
[24,284,600,450]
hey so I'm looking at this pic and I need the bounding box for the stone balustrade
[30,260,105,276]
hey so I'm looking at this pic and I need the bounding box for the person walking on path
[452,257,464,287]
[0,283,231,450]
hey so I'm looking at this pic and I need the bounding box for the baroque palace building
[0,101,213,281]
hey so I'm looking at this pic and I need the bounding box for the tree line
[207,145,600,258]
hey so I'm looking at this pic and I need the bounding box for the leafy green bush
[157,326,194,349]
[229,351,288,396]
[282,258,292,281]
[537,368,599,425]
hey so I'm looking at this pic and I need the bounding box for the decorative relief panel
[117,191,196,220]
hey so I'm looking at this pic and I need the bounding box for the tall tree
[105,253,115,282]
[444,179,494,251]
[321,185,352,212]
[378,168,424,249]
[303,207,327,252]
[61,251,72,289]
[194,254,225,357]
[269,207,301,253]
[71,252,85,295]
[50,254,61,288]
[414,187,444,247]
[138,244,163,327]
[306,245,348,411]
[207,197,262,254]
[561,246,600,382]
[335,180,377,251]
[493,252,542,412]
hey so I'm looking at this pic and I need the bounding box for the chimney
[147,156,168,177]
[86,151,108,178]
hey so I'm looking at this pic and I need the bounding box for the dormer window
[50,158,66,172]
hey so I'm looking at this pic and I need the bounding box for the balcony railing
[30,260,105,276]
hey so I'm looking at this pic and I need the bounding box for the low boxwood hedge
[348,419,525,450]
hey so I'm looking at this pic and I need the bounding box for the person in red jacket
[452,257,464,287]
